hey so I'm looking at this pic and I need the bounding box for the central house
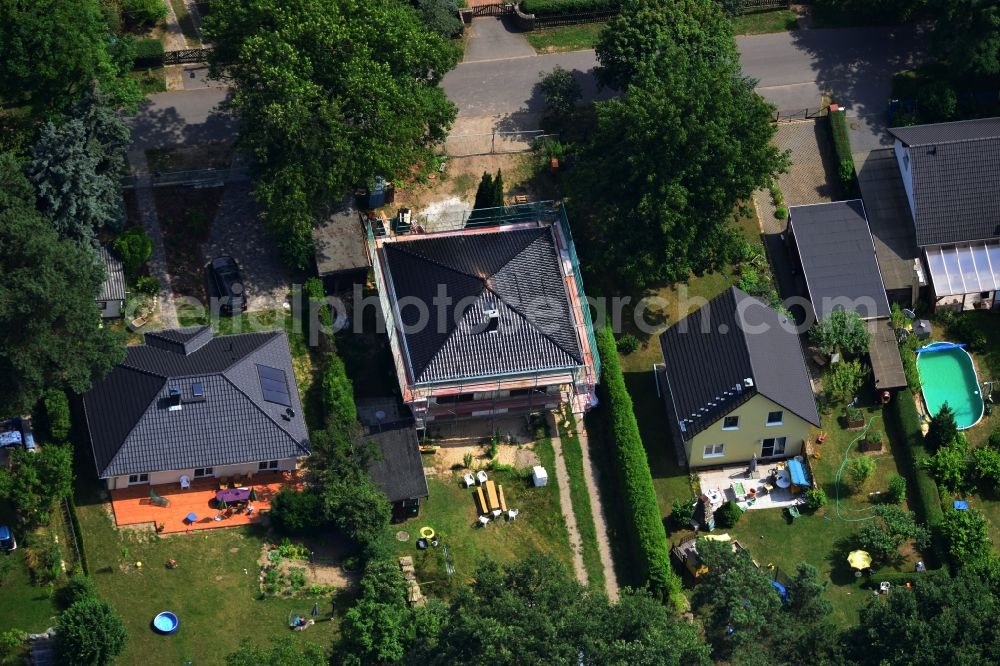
[369,205,599,427]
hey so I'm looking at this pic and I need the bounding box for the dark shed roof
[366,424,428,503]
[379,226,584,384]
[83,327,310,478]
[789,200,890,321]
[97,246,126,302]
[888,118,1000,246]
[659,288,820,440]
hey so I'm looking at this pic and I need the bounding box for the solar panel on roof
[256,365,291,406]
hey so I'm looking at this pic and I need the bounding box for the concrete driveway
[130,87,235,151]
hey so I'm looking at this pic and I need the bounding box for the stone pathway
[547,414,588,587]
[575,421,620,601]
[160,0,189,51]
[127,149,179,328]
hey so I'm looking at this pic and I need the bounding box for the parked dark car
[207,256,248,316]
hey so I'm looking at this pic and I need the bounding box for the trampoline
[916,342,984,430]
[152,611,178,634]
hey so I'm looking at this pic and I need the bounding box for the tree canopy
[0,153,125,415]
[55,598,128,666]
[203,0,458,269]
[930,0,1000,77]
[0,443,74,528]
[226,637,327,666]
[809,309,872,356]
[576,0,784,288]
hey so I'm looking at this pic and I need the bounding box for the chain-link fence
[443,130,558,157]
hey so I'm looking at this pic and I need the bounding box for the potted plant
[156,523,165,534]
[864,430,884,452]
[845,406,865,429]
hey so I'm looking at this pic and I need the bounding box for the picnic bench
[475,486,489,515]
[485,480,500,512]
[498,485,507,513]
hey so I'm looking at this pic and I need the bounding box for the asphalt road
[130,23,926,150]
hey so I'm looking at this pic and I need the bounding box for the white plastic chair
[463,473,476,488]
[477,515,490,527]
[507,508,519,521]
[476,470,488,485]
[179,475,191,490]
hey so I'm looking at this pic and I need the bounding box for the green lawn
[525,23,604,53]
[127,67,167,95]
[556,410,605,589]
[731,8,799,35]
[74,485,341,666]
[0,501,59,636]
[390,441,572,596]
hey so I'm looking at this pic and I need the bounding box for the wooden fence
[472,2,514,16]
[163,48,213,66]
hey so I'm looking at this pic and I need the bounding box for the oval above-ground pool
[152,611,179,635]
[916,342,984,430]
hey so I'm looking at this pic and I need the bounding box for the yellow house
[659,287,820,469]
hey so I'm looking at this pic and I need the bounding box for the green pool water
[916,344,984,430]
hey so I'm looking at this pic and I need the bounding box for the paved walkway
[161,0,190,51]
[127,149,179,328]
[464,17,535,63]
[547,415,588,587]
[575,421,620,601]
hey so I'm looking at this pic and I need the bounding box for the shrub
[42,388,71,441]
[521,0,622,16]
[594,326,681,607]
[121,0,167,29]
[269,489,325,535]
[539,66,582,125]
[939,508,992,566]
[715,500,743,528]
[809,309,871,355]
[112,227,153,283]
[134,276,159,296]
[973,447,1000,486]
[56,574,97,610]
[669,497,696,528]
[823,359,867,402]
[774,205,788,220]
[417,0,462,38]
[923,436,969,492]
[56,598,128,666]
[886,473,907,504]
[805,487,827,510]
[615,333,640,355]
[846,455,875,492]
[925,403,958,454]
[131,38,165,68]
[900,343,921,393]
[300,277,329,345]
[828,109,856,189]
[949,316,987,352]
[890,302,908,330]
[462,452,473,469]
[887,394,944,527]
[988,429,1000,451]
[846,405,864,424]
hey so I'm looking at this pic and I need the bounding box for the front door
[761,437,787,458]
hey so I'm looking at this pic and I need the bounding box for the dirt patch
[257,539,358,593]
[153,185,226,298]
[146,141,235,173]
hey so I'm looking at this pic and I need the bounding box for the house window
[258,460,279,471]
[761,437,787,457]
[722,416,740,430]
[128,473,149,485]
[194,468,213,478]
[98,300,107,309]
[436,393,475,404]
[703,444,725,459]
[766,411,784,426]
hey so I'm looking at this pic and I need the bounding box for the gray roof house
[82,326,310,489]
[97,246,126,319]
[888,118,1000,310]
[658,287,820,468]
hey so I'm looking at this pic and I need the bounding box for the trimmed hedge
[133,38,165,68]
[594,326,683,608]
[828,109,858,195]
[521,0,621,16]
[65,496,89,575]
[887,393,944,527]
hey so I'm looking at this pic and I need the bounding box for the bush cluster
[594,327,681,607]
[715,500,743,528]
[828,109,857,194]
[42,388,71,441]
[887,394,944,528]
[522,0,622,15]
[132,38,165,66]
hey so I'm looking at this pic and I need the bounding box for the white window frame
[761,437,787,458]
[193,467,213,478]
[128,473,149,485]
[703,444,725,459]
[766,410,784,426]
[722,415,740,430]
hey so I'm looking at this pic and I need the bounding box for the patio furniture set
[464,471,518,525]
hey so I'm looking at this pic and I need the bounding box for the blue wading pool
[915,342,984,430]
[152,611,179,634]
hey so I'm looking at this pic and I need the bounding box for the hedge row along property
[594,326,683,607]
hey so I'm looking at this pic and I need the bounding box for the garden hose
[832,416,880,523]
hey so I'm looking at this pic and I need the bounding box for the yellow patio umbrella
[847,550,872,570]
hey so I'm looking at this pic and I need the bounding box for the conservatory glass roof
[925,240,1000,297]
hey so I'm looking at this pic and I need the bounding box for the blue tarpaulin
[770,579,788,602]
[788,459,810,487]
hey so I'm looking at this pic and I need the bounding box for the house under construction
[366,203,600,428]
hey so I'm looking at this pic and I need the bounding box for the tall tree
[925,402,958,453]
[576,2,784,288]
[0,0,139,115]
[338,557,418,666]
[28,86,130,244]
[203,0,458,269]
[930,0,1000,76]
[0,153,125,415]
